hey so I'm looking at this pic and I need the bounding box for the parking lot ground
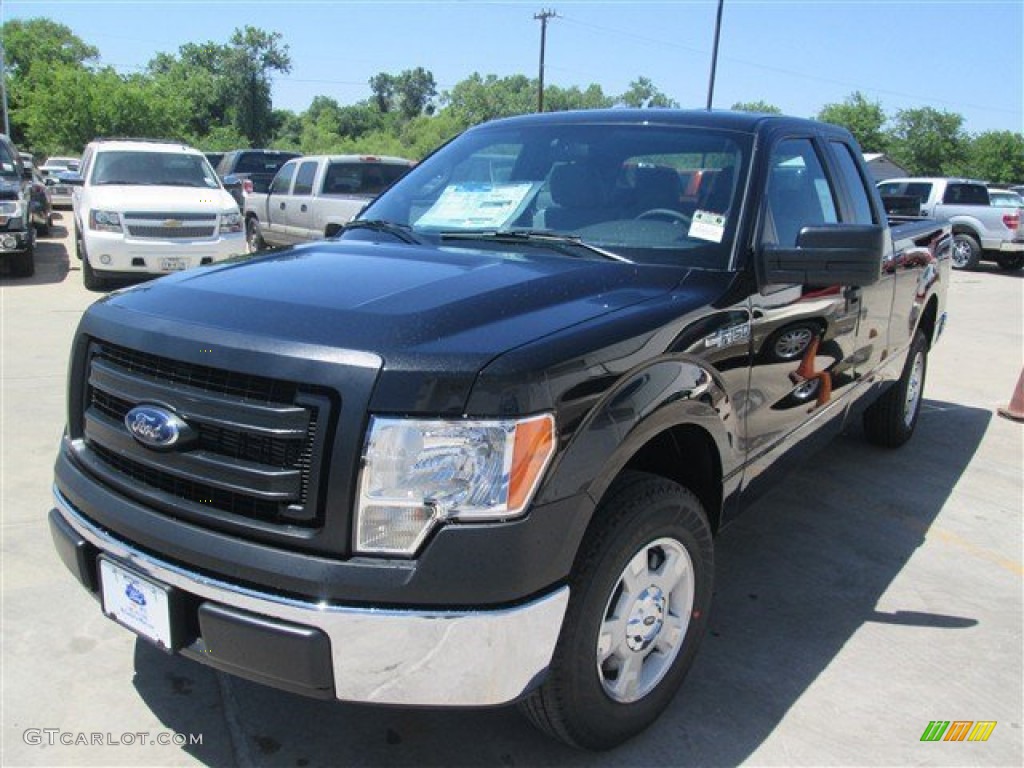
[2,217,1021,766]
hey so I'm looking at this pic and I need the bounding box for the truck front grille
[123,212,218,240]
[79,341,331,534]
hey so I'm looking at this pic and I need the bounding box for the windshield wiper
[439,230,632,263]
[341,219,420,244]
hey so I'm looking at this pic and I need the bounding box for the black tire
[246,216,265,252]
[863,330,928,448]
[951,233,981,270]
[82,253,108,291]
[9,245,35,278]
[519,471,714,750]
[996,254,1023,271]
[36,215,51,238]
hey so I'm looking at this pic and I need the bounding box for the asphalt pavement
[1,213,1021,766]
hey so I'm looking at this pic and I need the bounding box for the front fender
[540,357,740,509]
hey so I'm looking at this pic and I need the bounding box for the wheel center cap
[625,585,666,652]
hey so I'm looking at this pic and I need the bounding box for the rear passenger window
[830,142,875,225]
[293,161,317,196]
[763,139,839,247]
[943,184,989,205]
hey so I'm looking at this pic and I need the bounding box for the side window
[269,161,296,195]
[763,138,838,247]
[943,184,989,205]
[830,142,875,225]
[292,161,318,196]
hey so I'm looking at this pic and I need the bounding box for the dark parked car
[215,149,301,207]
[0,133,37,276]
[28,168,53,236]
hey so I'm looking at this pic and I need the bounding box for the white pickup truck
[244,154,414,250]
[877,177,1024,270]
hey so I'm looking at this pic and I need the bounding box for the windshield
[90,151,220,188]
[360,121,751,268]
[990,191,1024,207]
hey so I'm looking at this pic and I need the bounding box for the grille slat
[81,341,328,532]
[126,225,216,239]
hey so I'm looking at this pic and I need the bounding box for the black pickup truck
[50,110,950,750]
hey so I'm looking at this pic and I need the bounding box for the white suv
[69,139,244,290]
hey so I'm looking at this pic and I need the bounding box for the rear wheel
[951,233,981,270]
[519,471,714,750]
[246,216,265,252]
[996,254,1023,271]
[863,330,928,447]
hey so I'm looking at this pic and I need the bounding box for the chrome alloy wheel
[774,327,814,359]
[596,537,694,703]
[951,238,971,268]
[903,348,925,428]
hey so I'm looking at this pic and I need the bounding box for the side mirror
[759,224,883,287]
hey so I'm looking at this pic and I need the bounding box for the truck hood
[96,240,688,411]
[85,185,237,212]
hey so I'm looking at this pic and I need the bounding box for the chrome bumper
[53,488,569,706]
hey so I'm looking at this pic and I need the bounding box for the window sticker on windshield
[688,210,726,243]
[415,182,537,229]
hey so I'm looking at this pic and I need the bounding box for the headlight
[355,413,556,556]
[0,201,24,216]
[221,211,242,233]
[89,210,122,232]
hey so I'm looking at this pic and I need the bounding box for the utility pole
[706,0,725,111]
[535,9,557,113]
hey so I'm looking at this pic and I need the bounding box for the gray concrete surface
[2,214,1021,767]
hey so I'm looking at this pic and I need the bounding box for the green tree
[1,18,99,145]
[816,92,887,153]
[227,26,291,146]
[545,83,613,112]
[886,107,968,176]
[443,73,535,128]
[730,100,781,114]
[966,131,1024,183]
[619,77,678,108]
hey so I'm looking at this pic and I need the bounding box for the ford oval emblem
[124,405,194,450]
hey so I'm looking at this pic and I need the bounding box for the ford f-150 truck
[878,177,1023,271]
[244,154,414,250]
[50,111,950,750]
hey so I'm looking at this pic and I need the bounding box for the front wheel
[863,330,928,447]
[519,471,714,750]
[951,233,981,270]
[81,254,108,292]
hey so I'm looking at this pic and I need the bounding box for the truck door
[265,160,297,245]
[287,160,318,241]
[743,136,862,490]
[823,140,894,379]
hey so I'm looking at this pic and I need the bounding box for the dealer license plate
[100,558,173,649]
[159,257,188,272]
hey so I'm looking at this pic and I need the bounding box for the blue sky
[4,0,1022,135]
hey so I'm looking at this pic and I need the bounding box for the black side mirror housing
[759,224,883,287]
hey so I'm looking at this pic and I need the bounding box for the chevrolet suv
[67,139,245,290]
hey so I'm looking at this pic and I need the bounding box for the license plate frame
[99,557,179,651]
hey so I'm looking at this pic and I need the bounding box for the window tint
[293,161,318,196]
[831,142,875,224]
[235,152,298,175]
[322,163,411,195]
[904,182,933,203]
[942,183,989,205]
[764,139,838,247]
[270,161,296,195]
